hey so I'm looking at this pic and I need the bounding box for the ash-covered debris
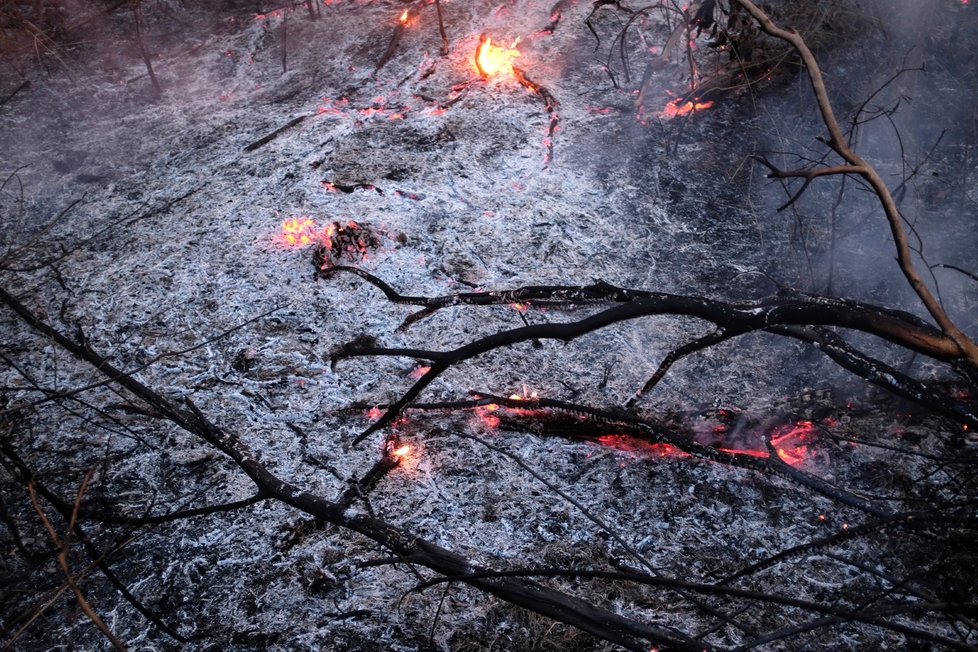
[1,0,977,650]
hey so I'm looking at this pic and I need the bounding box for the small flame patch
[273,217,329,249]
[769,420,816,466]
[661,97,714,118]
[476,35,520,79]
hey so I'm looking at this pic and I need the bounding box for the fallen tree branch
[323,271,978,441]
[405,568,977,651]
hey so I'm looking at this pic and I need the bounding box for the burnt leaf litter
[1,1,977,650]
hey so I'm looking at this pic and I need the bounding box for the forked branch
[731,0,978,368]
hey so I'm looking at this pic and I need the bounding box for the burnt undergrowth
[2,0,978,650]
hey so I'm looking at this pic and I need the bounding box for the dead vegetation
[1,0,978,650]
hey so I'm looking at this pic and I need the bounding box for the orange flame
[770,420,816,466]
[273,217,319,248]
[662,98,713,118]
[398,9,409,23]
[661,98,714,118]
[272,218,336,250]
[391,444,411,458]
[476,35,520,78]
[475,403,501,429]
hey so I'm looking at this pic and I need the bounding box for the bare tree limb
[731,0,978,368]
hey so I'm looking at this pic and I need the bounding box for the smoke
[756,0,978,325]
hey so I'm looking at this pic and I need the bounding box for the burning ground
[1,0,977,650]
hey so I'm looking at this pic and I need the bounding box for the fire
[715,420,817,467]
[391,444,411,458]
[661,98,714,118]
[475,403,501,429]
[770,420,816,466]
[273,217,324,249]
[596,435,689,459]
[398,9,409,23]
[475,35,520,79]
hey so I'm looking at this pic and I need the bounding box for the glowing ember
[661,97,714,118]
[770,420,816,466]
[398,9,409,23]
[273,217,323,248]
[475,403,501,429]
[475,35,520,79]
[367,406,383,420]
[409,365,432,379]
[596,435,688,459]
[391,444,411,458]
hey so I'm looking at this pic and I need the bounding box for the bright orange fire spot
[367,406,383,420]
[475,403,501,429]
[596,435,689,459]
[476,36,520,78]
[511,302,529,312]
[272,218,336,250]
[661,98,714,118]
[273,217,319,248]
[770,420,816,466]
[398,9,409,23]
[392,444,411,457]
[507,388,538,402]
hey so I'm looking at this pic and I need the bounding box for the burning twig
[338,439,410,508]
[323,270,978,443]
[310,220,380,268]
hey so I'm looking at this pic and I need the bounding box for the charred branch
[374,19,405,75]
[243,113,311,152]
[434,0,448,55]
[325,269,977,440]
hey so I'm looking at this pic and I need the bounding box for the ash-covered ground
[1,1,977,650]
